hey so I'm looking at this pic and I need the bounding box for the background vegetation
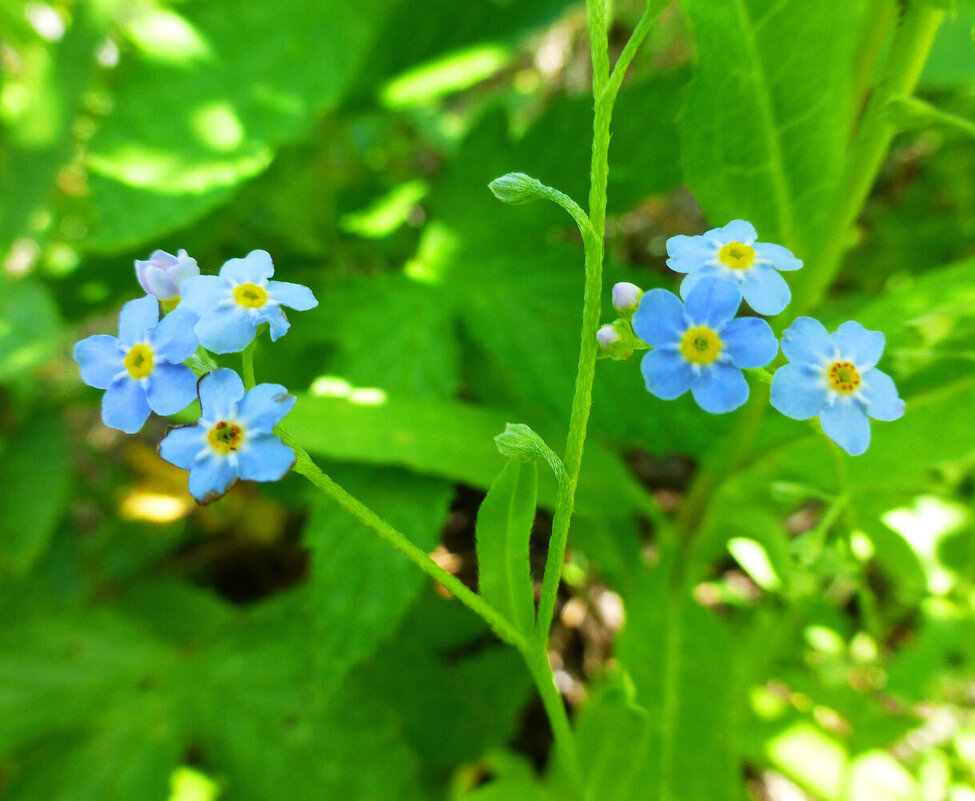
[1,0,974,799]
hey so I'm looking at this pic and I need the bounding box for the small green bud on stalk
[488,173,544,205]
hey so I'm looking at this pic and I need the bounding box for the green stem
[526,646,581,791]
[535,0,627,645]
[241,340,256,390]
[601,1,663,107]
[276,426,528,650]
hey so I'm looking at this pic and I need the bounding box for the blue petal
[220,250,274,284]
[198,369,246,420]
[238,435,295,482]
[261,307,291,342]
[781,317,833,366]
[754,242,802,271]
[860,368,905,421]
[145,363,199,415]
[102,377,151,433]
[665,234,715,273]
[149,306,199,363]
[117,295,159,345]
[179,275,230,315]
[742,264,791,316]
[717,220,757,244]
[820,399,871,456]
[690,362,749,413]
[195,305,257,354]
[159,424,206,470]
[238,383,296,433]
[631,289,686,348]
[721,317,778,368]
[73,335,124,389]
[683,277,741,328]
[770,364,827,420]
[267,280,317,311]
[679,264,733,301]
[640,348,692,400]
[833,321,885,369]
[188,453,239,503]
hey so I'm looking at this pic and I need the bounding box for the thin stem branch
[601,1,663,107]
[241,340,256,390]
[276,426,528,651]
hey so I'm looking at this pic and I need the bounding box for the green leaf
[85,0,396,250]
[475,459,538,636]
[303,466,454,698]
[0,2,108,254]
[0,414,70,580]
[597,554,743,801]
[286,391,650,517]
[355,590,534,766]
[678,0,868,253]
[0,278,63,384]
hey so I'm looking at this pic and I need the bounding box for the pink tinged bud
[135,249,200,301]
[597,324,620,350]
[612,282,643,316]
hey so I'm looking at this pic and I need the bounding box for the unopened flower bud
[597,320,638,360]
[488,172,543,205]
[597,324,621,350]
[612,282,643,318]
[135,249,200,303]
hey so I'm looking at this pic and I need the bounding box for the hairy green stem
[277,425,582,790]
[536,0,658,645]
[276,426,527,650]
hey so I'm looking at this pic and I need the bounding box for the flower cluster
[73,249,318,502]
[599,220,904,454]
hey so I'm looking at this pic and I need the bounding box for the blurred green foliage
[1,0,975,799]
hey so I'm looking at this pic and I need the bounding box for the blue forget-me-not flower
[666,220,803,316]
[180,250,318,354]
[72,295,200,433]
[159,369,296,503]
[631,278,778,414]
[770,317,905,455]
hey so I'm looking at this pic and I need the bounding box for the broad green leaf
[475,459,537,636]
[572,686,653,801]
[355,589,534,766]
[85,0,396,250]
[302,466,453,698]
[0,278,63,383]
[0,2,108,254]
[0,414,70,580]
[678,0,868,255]
[286,392,651,517]
[0,605,174,754]
[920,0,975,88]
[602,554,742,801]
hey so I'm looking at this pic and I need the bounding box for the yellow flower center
[680,326,723,365]
[718,241,756,270]
[234,282,268,308]
[207,421,244,454]
[124,343,154,379]
[827,361,861,394]
[161,297,181,312]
